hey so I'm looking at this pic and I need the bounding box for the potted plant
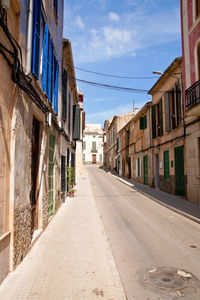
[69,188,76,197]
[67,166,76,197]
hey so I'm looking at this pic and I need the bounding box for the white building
[83,124,104,164]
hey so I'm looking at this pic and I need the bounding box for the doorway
[155,154,159,189]
[30,117,40,234]
[175,146,185,197]
[143,155,148,185]
[92,154,96,164]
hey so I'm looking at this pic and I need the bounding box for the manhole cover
[146,267,187,291]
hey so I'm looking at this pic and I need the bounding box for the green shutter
[83,141,86,150]
[92,141,96,150]
[164,150,170,180]
[62,70,67,121]
[140,117,144,130]
[152,105,156,138]
[73,104,80,140]
[99,154,102,161]
[164,92,171,132]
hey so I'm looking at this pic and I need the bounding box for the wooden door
[175,146,185,197]
[92,154,96,164]
[30,117,40,233]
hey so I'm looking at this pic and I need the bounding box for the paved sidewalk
[0,168,126,300]
[106,168,200,224]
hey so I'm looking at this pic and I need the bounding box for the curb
[109,172,200,225]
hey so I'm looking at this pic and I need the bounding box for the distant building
[83,124,104,164]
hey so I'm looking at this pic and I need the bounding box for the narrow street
[87,165,200,300]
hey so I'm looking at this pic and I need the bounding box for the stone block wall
[13,204,32,268]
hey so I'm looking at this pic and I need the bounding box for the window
[53,0,58,17]
[68,93,71,132]
[152,105,156,138]
[196,0,200,19]
[83,141,86,150]
[164,150,170,180]
[93,135,96,138]
[61,156,66,192]
[83,153,85,161]
[158,99,163,136]
[164,85,181,132]
[136,158,141,177]
[62,70,67,121]
[99,154,102,162]
[140,115,147,130]
[198,43,200,80]
[32,0,42,78]
[92,141,96,150]
[73,105,80,140]
[197,137,200,176]
[32,3,58,114]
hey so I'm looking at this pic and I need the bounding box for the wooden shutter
[164,92,171,132]
[32,0,42,78]
[68,93,71,131]
[92,141,96,150]
[53,60,58,113]
[61,155,66,192]
[158,99,163,136]
[152,105,156,138]
[164,150,170,180]
[73,104,80,140]
[42,23,49,93]
[62,70,67,121]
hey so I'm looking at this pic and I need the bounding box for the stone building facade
[181,0,200,204]
[83,124,104,165]
[148,57,185,196]
[0,0,81,283]
[104,112,138,171]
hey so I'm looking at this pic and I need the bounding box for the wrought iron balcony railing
[186,79,200,110]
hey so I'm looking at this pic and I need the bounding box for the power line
[75,77,149,93]
[67,63,158,79]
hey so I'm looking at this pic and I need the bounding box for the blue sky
[63,0,181,127]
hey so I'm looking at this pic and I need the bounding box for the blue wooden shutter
[32,0,42,78]
[42,24,49,93]
[53,60,58,113]
[48,40,52,103]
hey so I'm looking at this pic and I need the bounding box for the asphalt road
[87,165,200,300]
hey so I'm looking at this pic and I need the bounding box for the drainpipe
[25,0,33,75]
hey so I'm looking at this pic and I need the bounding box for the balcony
[186,80,200,111]
[91,148,97,153]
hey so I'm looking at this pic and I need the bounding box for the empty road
[87,165,200,300]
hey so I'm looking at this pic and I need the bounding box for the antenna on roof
[133,98,135,111]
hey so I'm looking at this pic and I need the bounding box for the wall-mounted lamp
[1,0,10,12]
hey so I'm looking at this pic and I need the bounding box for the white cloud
[108,12,120,22]
[75,16,85,29]
[64,2,181,63]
